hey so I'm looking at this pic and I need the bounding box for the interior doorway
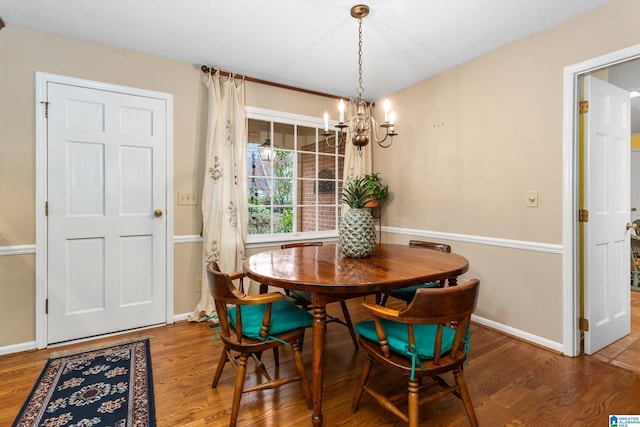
[563,45,640,357]
[584,60,640,355]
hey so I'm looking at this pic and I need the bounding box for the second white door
[583,75,631,354]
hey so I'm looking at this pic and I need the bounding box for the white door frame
[34,72,175,349]
[563,45,640,356]
[630,149,640,223]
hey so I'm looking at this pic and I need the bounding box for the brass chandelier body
[323,4,397,151]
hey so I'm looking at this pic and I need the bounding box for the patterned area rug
[12,339,155,427]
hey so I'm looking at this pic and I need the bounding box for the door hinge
[45,201,48,216]
[579,100,589,114]
[40,101,49,118]
[578,209,589,222]
[579,317,589,331]
[45,298,49,314]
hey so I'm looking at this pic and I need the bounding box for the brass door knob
[154,209,163,217]
[627,222,638,231]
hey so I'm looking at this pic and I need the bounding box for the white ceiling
[1,0,613,100]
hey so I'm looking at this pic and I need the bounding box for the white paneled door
[47,82,167,344]
[583,76,631,354]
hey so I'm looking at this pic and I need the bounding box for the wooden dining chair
[352,279,480,427]
[378,240,452,306]
[207,262,312,426]
[279,242,359,350]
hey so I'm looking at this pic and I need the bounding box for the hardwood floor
[2,295,640,426]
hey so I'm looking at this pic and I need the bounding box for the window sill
[246,232,338,249]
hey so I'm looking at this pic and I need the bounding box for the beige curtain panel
[189,71,248,322]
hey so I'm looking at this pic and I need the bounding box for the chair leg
[454,368,478,427]
[212,346,229,388]
[407,378,420,427]
[255,349,279,368]
[229,354,249,427]
[340,301,359,350]
[291,339,312,409]
[351,354,374,412]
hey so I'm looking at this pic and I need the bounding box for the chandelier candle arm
[321,4,398,152]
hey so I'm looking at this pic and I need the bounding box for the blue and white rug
[12,339,155,427]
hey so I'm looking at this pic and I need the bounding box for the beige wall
[373,0,640,344]
[3,0,640,349]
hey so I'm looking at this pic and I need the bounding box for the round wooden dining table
[243,243,469,426]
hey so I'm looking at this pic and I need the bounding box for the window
[247,107,344,242]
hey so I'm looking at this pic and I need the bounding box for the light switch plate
[526,190,538,207]
[178,191,198,206]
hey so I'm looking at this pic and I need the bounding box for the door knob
[154,209,163,217]
[627,222,638,231]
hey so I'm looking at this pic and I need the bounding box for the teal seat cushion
[229,299,313,340]
[387,281,440,300]
[355,318,456,360]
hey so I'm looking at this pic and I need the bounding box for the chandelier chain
[357,17,364,100]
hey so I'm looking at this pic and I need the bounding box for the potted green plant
[339,177,376,257]
[363,173,388,207]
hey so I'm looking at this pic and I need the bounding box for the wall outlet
[526,190,539,207]
[178,191,198,206]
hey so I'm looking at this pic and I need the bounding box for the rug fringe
[48,336,153,359]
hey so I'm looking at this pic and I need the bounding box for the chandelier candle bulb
[323,111,329,131]
[383,99,390,122]
[339,99,345,122]
[389,110,396,125]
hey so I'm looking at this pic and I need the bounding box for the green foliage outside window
[249,150,294,234]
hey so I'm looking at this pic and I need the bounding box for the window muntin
[247,108,344,241]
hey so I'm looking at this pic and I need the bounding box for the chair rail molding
[382,226,562,254]
[0,244,36,256]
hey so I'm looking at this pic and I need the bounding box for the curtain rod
[201,66,344,101]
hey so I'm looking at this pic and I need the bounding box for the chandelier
[322,4,397,151]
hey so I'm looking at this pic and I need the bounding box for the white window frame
[246,106,343,245]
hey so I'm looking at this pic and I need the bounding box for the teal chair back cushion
[355,318,456,360]
[229,300,313,339]
[386,281,440,299]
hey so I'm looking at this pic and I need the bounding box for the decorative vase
[338,208,376,257]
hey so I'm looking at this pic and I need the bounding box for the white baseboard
[0,340,36,356]
[472,314,564,353]
[173,313,190,322]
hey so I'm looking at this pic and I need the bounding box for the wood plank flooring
[2,295,640,426]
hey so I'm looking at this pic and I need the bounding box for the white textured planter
[338,208,376,257]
